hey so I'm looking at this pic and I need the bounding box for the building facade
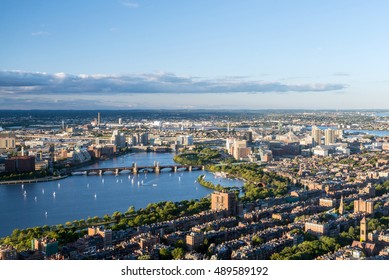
[0,133,16,150]
[354,198,374,214]
[5,156,35,173]
[211,191,237,216]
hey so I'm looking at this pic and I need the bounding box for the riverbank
[0,151,239,238]
[0,175,68,185]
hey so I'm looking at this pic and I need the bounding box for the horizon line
[0,108,388,111]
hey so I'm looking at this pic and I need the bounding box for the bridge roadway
[70,164,205,176]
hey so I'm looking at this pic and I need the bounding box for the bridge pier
[155,162,160,174]
[133,163,138,175]
[188,166,192,171]
[174,166,177,172]
[115,169,119,175]
[99,170,102,176]
[202,165,205,171]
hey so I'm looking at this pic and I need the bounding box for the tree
[171,247,185,260]
[103,214,111,222]
[159,248,172,260]
[112,211,122,222]
[348,226,356,239]
[138,255,151,260]
[175,239,186,249]
[252,235,264,246]
[368,218,382,231]
[126,206,135,215]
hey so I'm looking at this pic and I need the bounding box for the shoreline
[0,175,68,185]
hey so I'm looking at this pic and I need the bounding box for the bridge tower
[155,162,160,174]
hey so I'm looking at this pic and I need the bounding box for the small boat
[21,184,24,189]
[34,196,37,201]
[137,181,140,186]
[194,180,197,183]
[131,178,134,184]
[45,211,48,217]
[42,189,45,195]
[94,193,97,198]
[53,192,56,198]
[141,180,144,185]
[87,183,89,188]
[152,184,157,187]
[102,179,105,183]
[23,191,27,196]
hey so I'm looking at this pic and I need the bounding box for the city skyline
[1,0,389,109]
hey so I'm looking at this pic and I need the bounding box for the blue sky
[0,0,388,109]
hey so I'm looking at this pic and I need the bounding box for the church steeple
[339,195,344,215]
[360,216,367,242]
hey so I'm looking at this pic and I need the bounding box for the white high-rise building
[324,129,336,145]
[111,130,126,148]
[311,126,322,147]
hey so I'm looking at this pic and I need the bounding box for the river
[0,152,243,237]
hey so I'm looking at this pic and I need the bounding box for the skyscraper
[311,125,322,147]
[97,112,101,126]
[324,128,336,145]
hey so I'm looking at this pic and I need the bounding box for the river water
[0,152,243,237]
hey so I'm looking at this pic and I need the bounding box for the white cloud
[121,1,139,8]
[333,72,350,77]
[0,70,346,96]
[31,31,50,36]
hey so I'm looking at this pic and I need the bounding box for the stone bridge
[70,164,205,176]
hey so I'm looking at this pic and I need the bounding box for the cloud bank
[0,70,346,96]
